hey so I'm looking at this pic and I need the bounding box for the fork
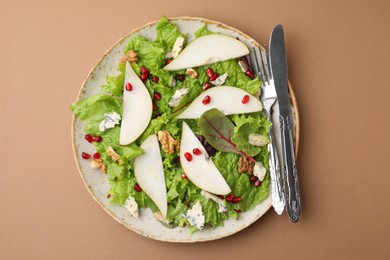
[248,46,285,215]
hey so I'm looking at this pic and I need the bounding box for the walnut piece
[185,68,198,79]
[238,156,255,174]
[106,146,123,164]
[157,130,180,154]
[90,158,106,173]
[101,163,107,173]
[120,50,138,64]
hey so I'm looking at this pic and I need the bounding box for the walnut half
[238,156,255,174]
[90,158,106,173]
[106,146,123,164]
[157,130,180,154]
[185,68,198,79]
[120,50,138,64]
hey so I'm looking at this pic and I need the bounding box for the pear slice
[134,134,167,218]
[163,34,249,71]
[119,61,153,145]
[177,86,262,119]
[180,122,231,195]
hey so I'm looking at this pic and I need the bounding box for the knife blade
[269,24,301,222]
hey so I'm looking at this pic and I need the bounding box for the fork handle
[266,111,285,215]
[279,113,301,222]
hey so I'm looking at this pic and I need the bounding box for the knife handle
[279,113,301,222]
[265,111,285,215]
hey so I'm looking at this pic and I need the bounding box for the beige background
[1,0,390,259]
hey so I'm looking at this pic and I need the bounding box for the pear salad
[71,17,272,233]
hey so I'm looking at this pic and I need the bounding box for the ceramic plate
[72,17,299,242]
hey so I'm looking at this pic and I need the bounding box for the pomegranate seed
[182,173,187,179]
[202,95,211,105]
[152,102,157,111]
[245,69,254,79]
[154,92,161,101]
[151,76,159,83]
[234,209,242,213]
[184,152,192,162]
[209,73,218,81]
[202,82,211,90]
[92,136,102,142]
[206,68,214,78]
[225,194,234,202]
[232,197,241,204]
[125,82,133,91]
[82,152,91,159]
[134,183,142,192]
[93,152,101,159]
[250,175,256,183]
[85,134,93,143]
[140,73,149,82]
[177,74,185,82]
[140,66,149,74]
[242,95,250,104]
[165,59,172,65]
[254,179,262,187]
[193,148,202,155]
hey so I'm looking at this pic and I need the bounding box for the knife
[269,24,301,222]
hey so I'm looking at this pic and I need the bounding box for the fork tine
[257,47,269,84]
[264,48,272,81]
[250,47,264,82]
[249,46,273,86]
[247,48,257,74]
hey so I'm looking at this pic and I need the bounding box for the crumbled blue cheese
[165,36,185,59]
[99,112,121,132]
[183,201,205,230]
[201,190,228,213]
[238,59,249,72]
[253,161,266,181]
[169,77,176,87]
[124,195,139,218]
[210,73,228,86]
[248,133,268,147]
[168,88,189,107]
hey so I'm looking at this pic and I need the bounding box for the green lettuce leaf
[212,152,270,211]
[203,59,262,96]
[70,94,122,135]
[124,35,165,71]
[102,62,126,96]
[166,200,188,225]
[194,24,215,38]
[92,127,144,161]
[156,16,186,52]
[230,113,272,157]
[108,177,132,205]
[109,177,151,207]
[229,114,269,157]
[231,122,262,157]
[138,113,181,143]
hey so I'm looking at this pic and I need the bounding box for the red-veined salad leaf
[198,108,255,162]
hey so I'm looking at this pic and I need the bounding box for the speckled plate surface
[72,17,299,242]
